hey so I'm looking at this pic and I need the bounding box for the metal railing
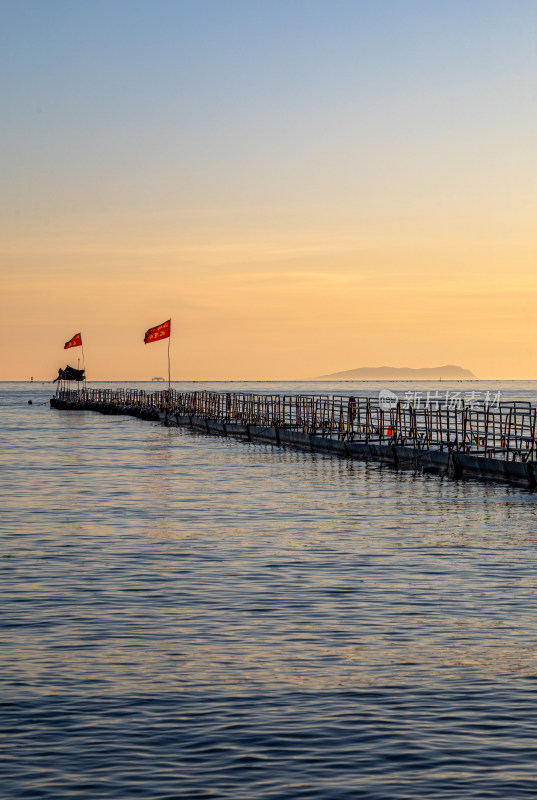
[54,388,537,463]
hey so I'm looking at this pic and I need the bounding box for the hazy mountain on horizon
[318,364,477,380]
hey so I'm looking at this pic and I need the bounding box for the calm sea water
[3,381,537,799]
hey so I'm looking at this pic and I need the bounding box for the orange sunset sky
[2,1,536,381]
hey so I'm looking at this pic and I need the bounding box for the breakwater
[51,388,537,489]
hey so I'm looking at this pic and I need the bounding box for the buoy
[28,400,33,405]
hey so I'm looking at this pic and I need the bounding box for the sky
[1,0,536,380]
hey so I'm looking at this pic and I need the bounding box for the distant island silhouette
[318,365,476,380]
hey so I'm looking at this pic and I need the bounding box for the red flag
[144,319,171,344]
[64,333,82,349]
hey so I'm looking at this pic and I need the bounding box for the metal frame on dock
[51,388,537,489]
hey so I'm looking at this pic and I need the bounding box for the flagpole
[81,341,86,390]
[167,320,171,392]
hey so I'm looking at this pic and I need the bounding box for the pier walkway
[51,388,537,489]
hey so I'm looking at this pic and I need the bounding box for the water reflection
[3,385,537,799]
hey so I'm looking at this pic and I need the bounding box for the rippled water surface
[3,382,537,798]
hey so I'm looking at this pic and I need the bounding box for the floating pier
[51,388,537,490]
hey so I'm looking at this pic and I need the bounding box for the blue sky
[4,0,534,217]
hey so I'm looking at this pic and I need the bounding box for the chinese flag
[64,333,82,349]
[144,319,171,344]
